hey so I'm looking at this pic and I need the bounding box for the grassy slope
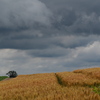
[0,67,100,100]
[0,76,8,81]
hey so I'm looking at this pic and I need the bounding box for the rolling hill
[0,67,100,100]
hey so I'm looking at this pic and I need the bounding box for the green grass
[92,86,100,95]
[0,76,8,81]
[88,85,100,95]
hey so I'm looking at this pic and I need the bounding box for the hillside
[0,67,100,100]
[0,76,8,81]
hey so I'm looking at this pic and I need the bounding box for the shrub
[6,71,18,78]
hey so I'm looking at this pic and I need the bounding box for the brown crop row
[56,71,100,87]
[73,67,100,79]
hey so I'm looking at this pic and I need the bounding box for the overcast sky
[0,0,100,75]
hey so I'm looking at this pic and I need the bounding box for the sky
[0,0,100,75]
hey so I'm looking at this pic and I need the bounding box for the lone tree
[6,71,18,78]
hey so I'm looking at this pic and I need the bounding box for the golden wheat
[56,71,100,86]
[73,67,100,79]
[0,68,100,100]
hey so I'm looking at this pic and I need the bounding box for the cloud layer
[0,0,100,75]
[0,0,52,29]
[1,40,100,75]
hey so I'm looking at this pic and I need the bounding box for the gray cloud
[25,35,100,58]
[1,41,100,75]
[27,46,70,57]
[41,0,100,35]
[0,0,100,75]
[1,0,100,37]
[0,0,52,29]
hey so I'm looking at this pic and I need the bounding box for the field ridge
[55,73,66,87]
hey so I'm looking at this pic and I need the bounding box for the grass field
[0,76,8,81]
[0,67,100,100]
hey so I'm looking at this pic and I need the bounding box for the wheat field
[0,67,100,100]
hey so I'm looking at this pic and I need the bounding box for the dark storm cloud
[41,0,100,14]
[0,34,98,50]
[0,0,100,53]
[28,47,70,57]
[0,0,100,37]
[15,35,100,58]
[0,0,100,75]
[41,0,100,35]
[0,0,52,49]
[0,0,52,29]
